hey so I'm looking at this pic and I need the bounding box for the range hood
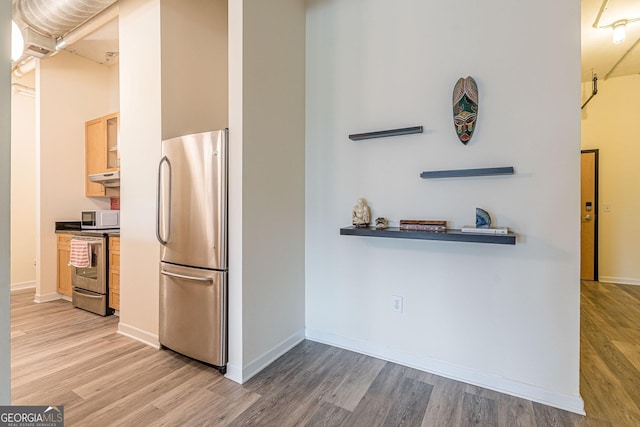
[89,171,120,187]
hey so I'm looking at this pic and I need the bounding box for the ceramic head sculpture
[452,76,479,145]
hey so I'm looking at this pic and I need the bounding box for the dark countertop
[55,229,120,237]
[55,222,120,237]
[55,221,82,231]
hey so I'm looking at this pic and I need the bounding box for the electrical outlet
[391,295,403,313]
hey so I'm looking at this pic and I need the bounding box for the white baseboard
[116,325,302,385]
[59,294,71,302]
[118,322,161,349]
[228,329,305,384]
[34,292,61,303]
[599,276,640,286]
[10,281,35,291]
[224,363,242,384]
[305,329,585,415]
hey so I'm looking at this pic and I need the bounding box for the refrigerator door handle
[161,269,214,283]
[156,156,172,245]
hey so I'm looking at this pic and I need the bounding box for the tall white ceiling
[13,0,640,78]
[63,17,119,65]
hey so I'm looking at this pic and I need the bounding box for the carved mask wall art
[452,76,478,145]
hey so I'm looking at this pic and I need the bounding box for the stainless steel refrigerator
[156,129,228,373]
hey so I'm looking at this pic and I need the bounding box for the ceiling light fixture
[612,20,627,44]
[592,0,640,44]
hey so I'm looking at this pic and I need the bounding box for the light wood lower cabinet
[57,234,73,297]
[109,237,120,310]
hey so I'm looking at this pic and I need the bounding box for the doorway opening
[580,149,599,281]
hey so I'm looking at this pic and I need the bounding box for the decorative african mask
[452,76,478,145]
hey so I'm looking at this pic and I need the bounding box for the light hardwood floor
[9,284,631,426]
[580,280,640,426]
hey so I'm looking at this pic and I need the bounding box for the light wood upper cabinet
[109,237,120,311]
[86,112,119,197]
[57,234,73,297]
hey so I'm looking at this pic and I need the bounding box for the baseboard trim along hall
[599,276,640,286]
[305,329,585,415]
[229,329,305,385]
[118,322,161,349]
[34,292,61,303]
[10,281,35,291]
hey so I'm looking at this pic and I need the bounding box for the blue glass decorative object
[476,208,491,228]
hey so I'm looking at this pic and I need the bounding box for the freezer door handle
[161,270,214,283]
[156,156,172,245]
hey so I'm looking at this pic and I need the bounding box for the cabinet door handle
[156,156,172,245]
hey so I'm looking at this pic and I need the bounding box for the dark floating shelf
[420,166,514,179]
[349,126,423,141]
[340,226,516,245]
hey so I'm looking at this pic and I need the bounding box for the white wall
[10,72,36,289]
[160,0,227,139]
[36,52,112,301]
[227,0,306,382]
[1,3,13,405]
[227,0,244,381]
[306,0,582,413]
[118,0,162,344]
[108,63,119,113]
[581,74,640,285]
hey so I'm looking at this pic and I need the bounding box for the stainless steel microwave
[81,210,120,229]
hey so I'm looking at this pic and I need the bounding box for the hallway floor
[580,280,640,426]
[10,284,632,426]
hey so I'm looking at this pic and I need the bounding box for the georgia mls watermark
[0,406,63,427]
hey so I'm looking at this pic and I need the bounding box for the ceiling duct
[21,26,56,58]
[16,0,117,38]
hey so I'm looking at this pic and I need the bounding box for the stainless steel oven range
[71,234,112,316]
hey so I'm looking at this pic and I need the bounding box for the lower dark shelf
[340,226,516,245]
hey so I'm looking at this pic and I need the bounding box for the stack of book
[460,226,508,235]
[399,220,447,232]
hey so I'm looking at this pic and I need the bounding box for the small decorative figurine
[375,217,388,229]
[476,208,491,228]
[352,198,371,228]
[452,76,479,144]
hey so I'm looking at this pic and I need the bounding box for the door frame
[581,149,599,281]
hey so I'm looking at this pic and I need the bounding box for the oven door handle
[161,270,213,283]
[73,288,104,299]
[71,238,102,245]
